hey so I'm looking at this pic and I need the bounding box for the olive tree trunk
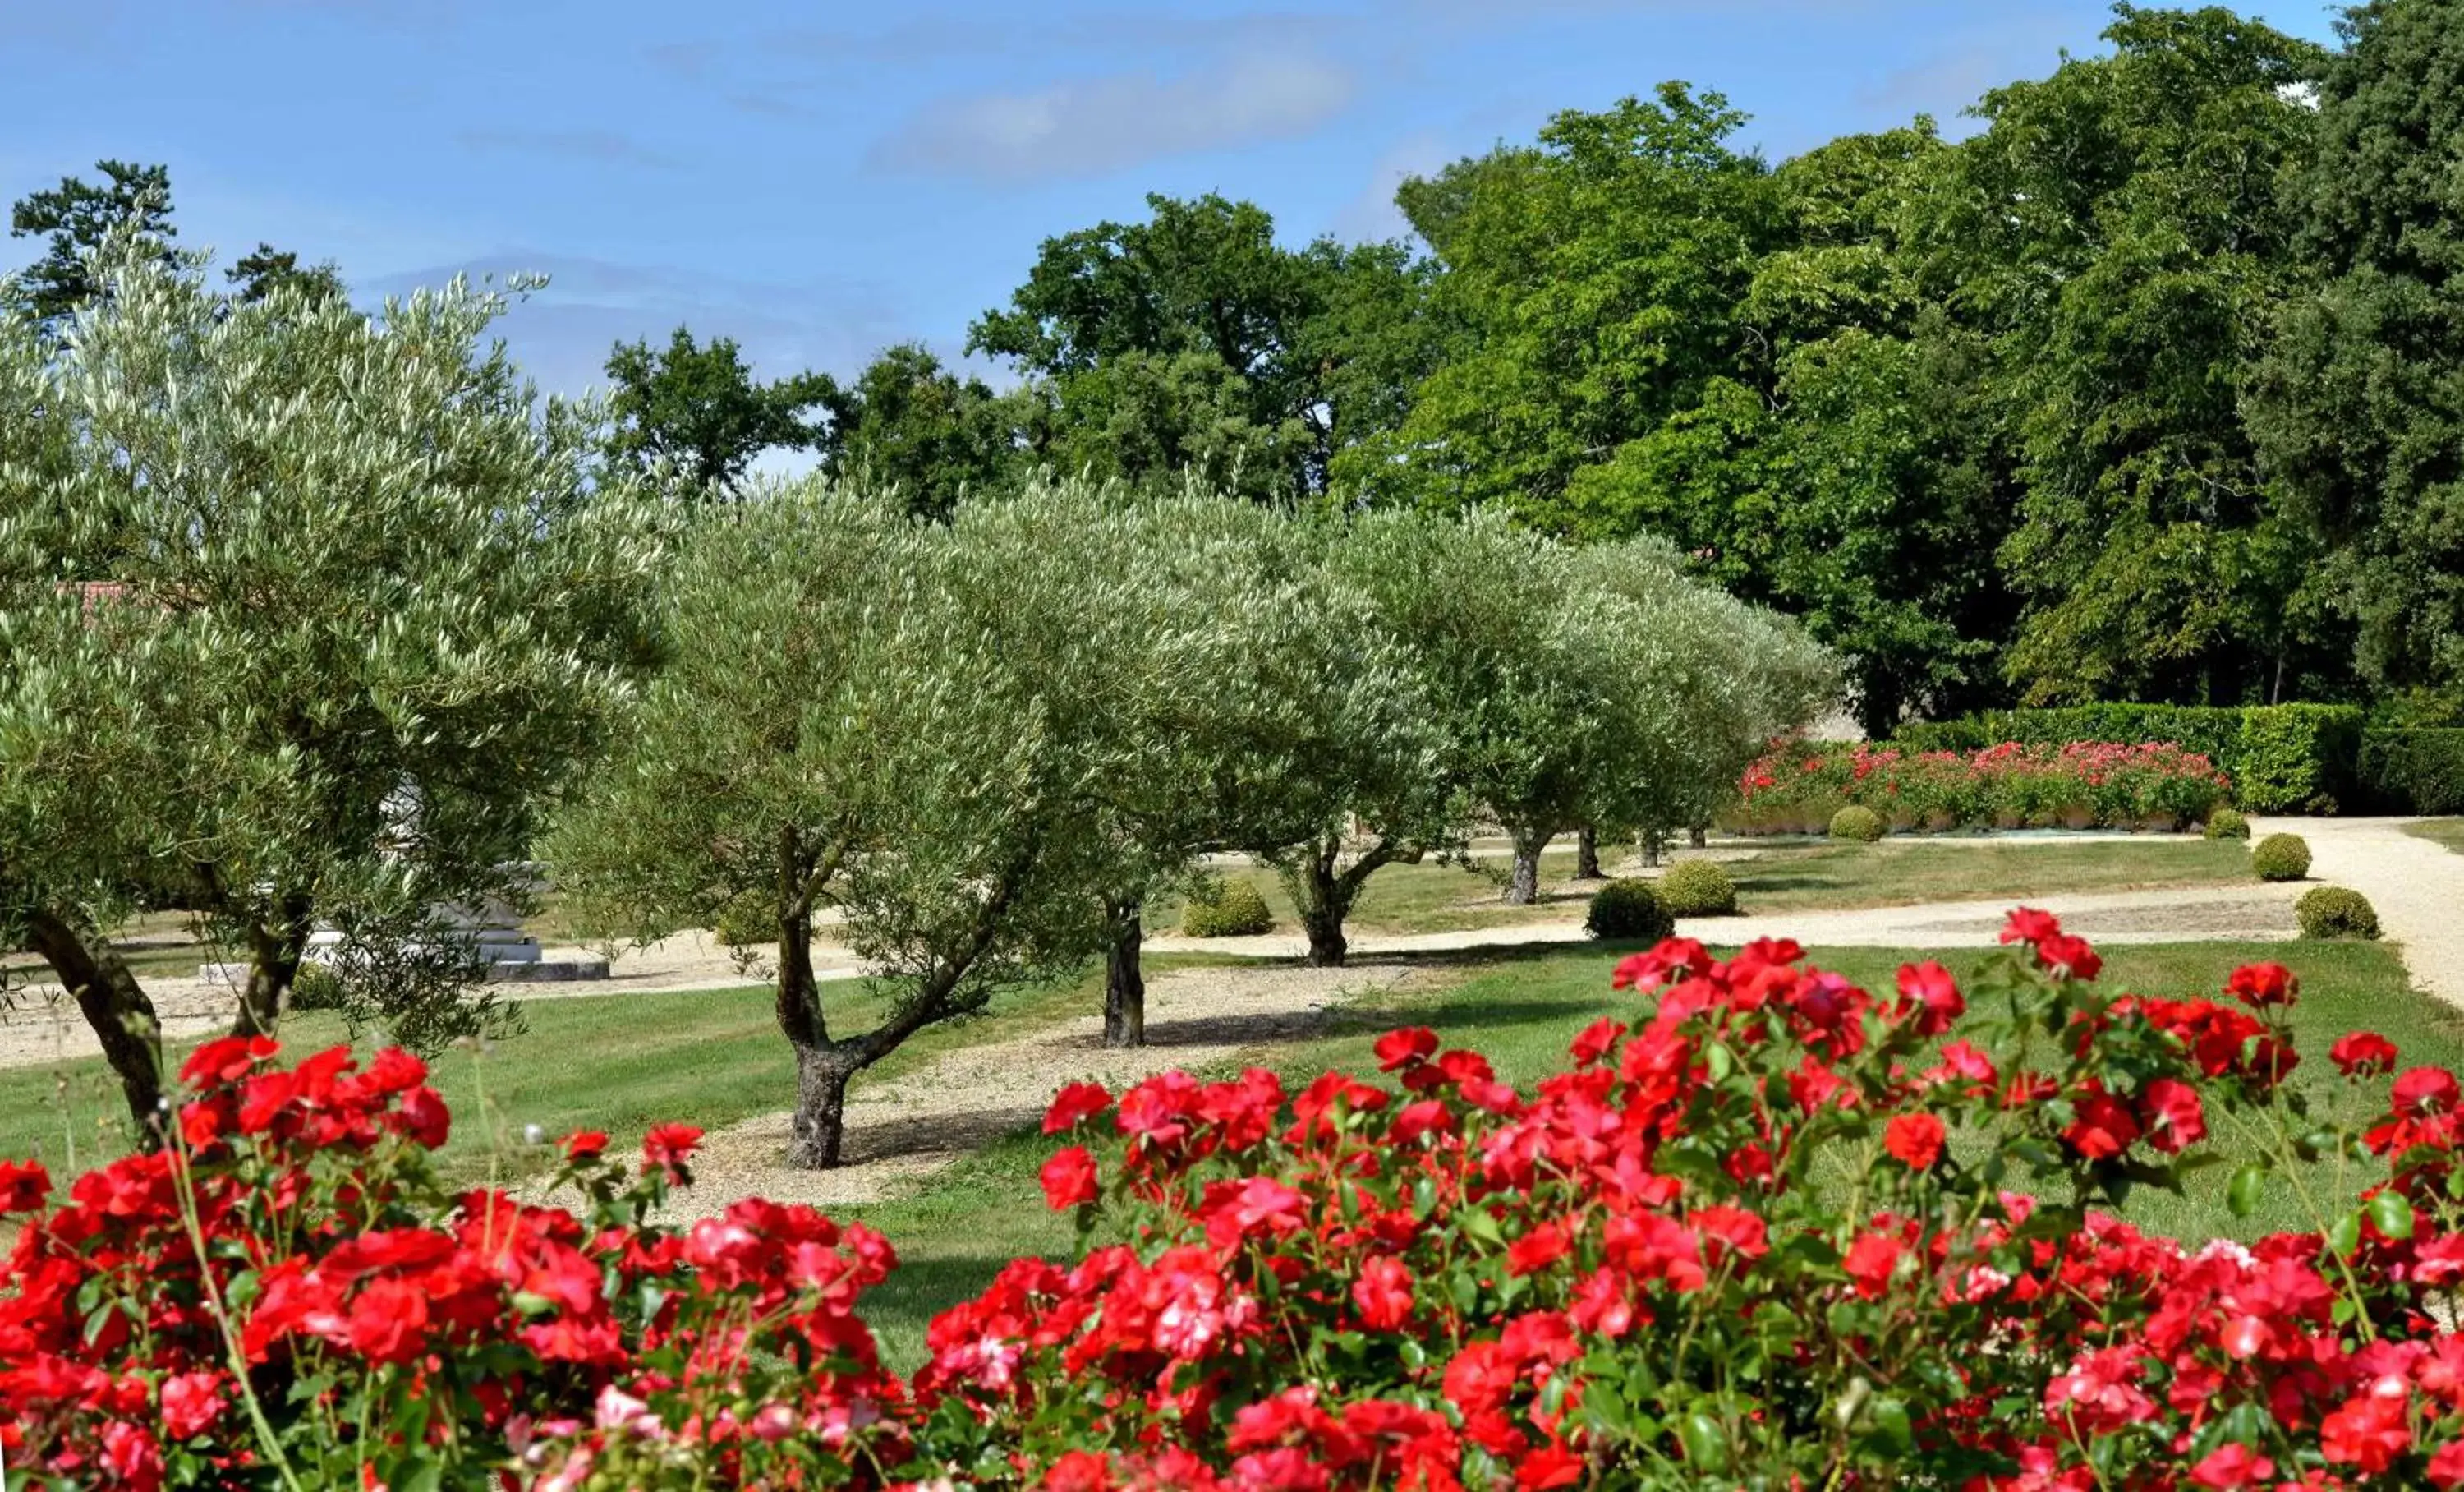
[1505,827,1550,905]
[1576,827,1603,881]
[230,892,315,1038]
[1102,897,1146,1048]
[27,908,167,1144]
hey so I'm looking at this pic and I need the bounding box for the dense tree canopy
[603,327,831,497]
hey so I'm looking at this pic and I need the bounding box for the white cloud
[456,128,686,171]
[869,52,1358,182]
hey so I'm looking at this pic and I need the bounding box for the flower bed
[11,914,2464,1487]
[1726,739,2234,834]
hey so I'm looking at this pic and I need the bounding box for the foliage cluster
[2359,730,2464,815]
[2206,808,2252,840]
[1735,742,2234,836]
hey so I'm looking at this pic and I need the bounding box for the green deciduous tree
[604,326,831,496]
[814,342,1018,520]
[973,193,1438,504]
[2251,0,2464,716]
[0,246,663,1137]
[1937,5,2329,707]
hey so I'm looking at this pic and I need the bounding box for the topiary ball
[1657,859,1739,917]
[2203,808,2250,841]
[289,961,347,1012]
[1829,805,1886,843]
[1585,879,1675,942]
[2296,886,2381,941]
[2251,832,2313,882]
[1180,877,1275,937]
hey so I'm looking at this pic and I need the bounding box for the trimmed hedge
[2296,885,2381,940]
[2359,729,2464,814]
[1584,878,1674,941]
[2251,832,2312,882]
[2203,808,2250,840]
[1829,804,1887,842]
[1657,859,1740,916]
[1898,704,2364,813]
[1181,878,1275,937]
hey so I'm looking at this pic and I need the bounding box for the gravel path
[655,963,1426,1219]
[2255,817,2462,1008]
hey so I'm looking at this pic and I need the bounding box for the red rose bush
[8,911,2464,1488]
[1729,740,2234,834]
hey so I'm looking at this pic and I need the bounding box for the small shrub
[1829,804,1887,842]
[2296,885,2381,940]
[2251,831,2313,882]
[1584,878,1674,941]
[289,960,347,1011]
[1181,877,1275,937]
[2203,808,2250,840]
[1657,859,1739,916]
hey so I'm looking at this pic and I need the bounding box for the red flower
[1040,1145,1099,1210]
[2332,1032,2398,1078]
[1842,1232,1903,1299]
[2319,1390,2411,1473]
[1896,961,1964,1036]
[2000,907,2062,946]
[159,1371,228,1441]
[641,1121,702,1177]
[0,1157,49,1213]
[1043,1082,1113,1134]
[2139,1079,2205,1154]
[1883,1112,1946,1171]
[1506,1220,1572,1277]
[2396,1067,2462,1117]
[345,1277,433,1365]
[2063,1085,2141,1160]
[560,1129,608,1161]
[1373,1027,1440,1071]
[2225,961,2298,1008]
[2034,933,2102,981]
[1350,1255,1414,1331]
[2189,1443,2274,1488]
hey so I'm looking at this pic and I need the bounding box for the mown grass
[2404,818,2464,856]
[0,952,1259,1186]
[1161,835,2255,942]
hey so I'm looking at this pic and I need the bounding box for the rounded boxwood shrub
[289,960,347,1012]
[2203,808,2250,840]
[1829,805,1887,842]
[1181,877,1275,937]
[2251,832,2313,882]
[1584,878,1674,942]
[2296,885,2381,941]
[1657,859,1739,917]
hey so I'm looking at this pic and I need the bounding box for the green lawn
[0,953,1258,1185]
[1161,835,2255,942]
[2404,818,2464,855]
[841,936,2436,1370]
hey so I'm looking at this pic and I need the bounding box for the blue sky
[7,0,2346,398]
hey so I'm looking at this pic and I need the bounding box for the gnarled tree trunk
[1576,827,1603,881]
[1102,896,1145,1048]
[1506,827,1548,905]
[231,891,315,1038]
[27,908,167,1144]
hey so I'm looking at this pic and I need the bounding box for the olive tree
[550,476,1146,1167]
[1570,537,1839,859]
[1088,492,1439,1008]
[0,246,663,1136]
